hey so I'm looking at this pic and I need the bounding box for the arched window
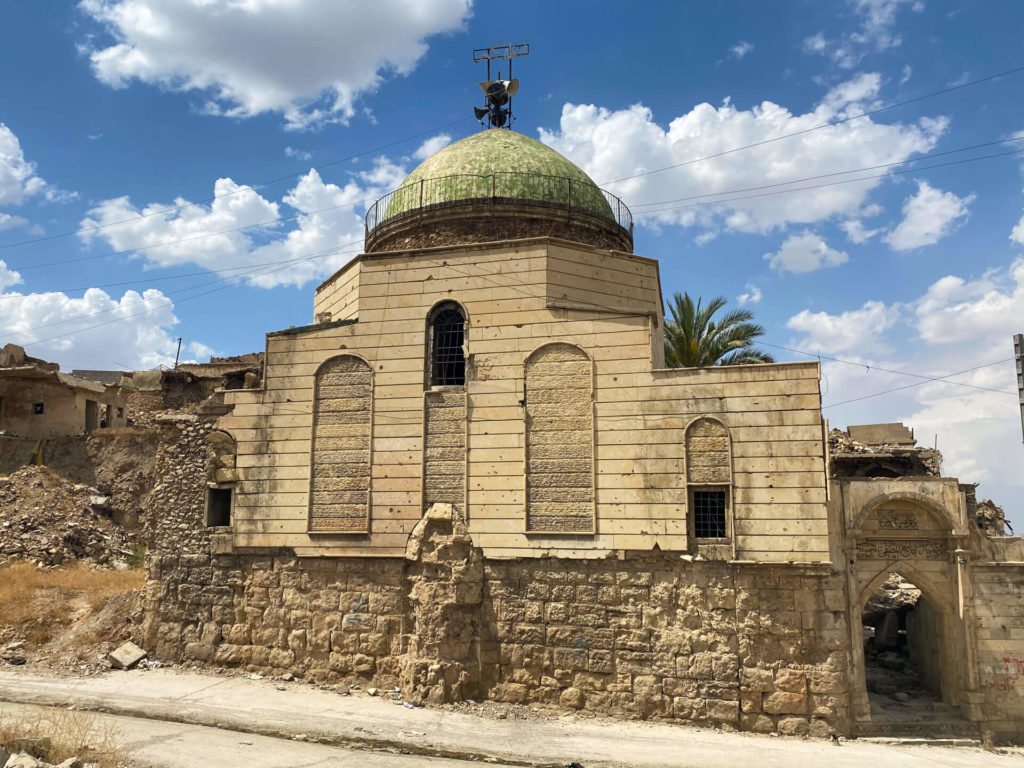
[428,302,466,386]
[684,417,732,542]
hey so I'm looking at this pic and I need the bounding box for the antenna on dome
[472,42,529,129]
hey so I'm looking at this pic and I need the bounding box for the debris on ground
[0,467,141,569]
[106,641,147,670]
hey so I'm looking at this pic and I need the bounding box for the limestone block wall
[423,391,467,520]
[220,238,829,562]
[971,562,1024,739]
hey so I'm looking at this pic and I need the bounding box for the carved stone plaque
[877,510,919,530]
[856,539,948,561]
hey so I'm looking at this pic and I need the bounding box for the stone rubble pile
[975,498,1012,536]
[827,428,941,476]
[0,466,140,568]
[2,753,92,768]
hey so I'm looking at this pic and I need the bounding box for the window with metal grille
[429,305,466,386]
[691,488,728,539]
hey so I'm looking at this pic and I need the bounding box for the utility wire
[0,117,474,252]
[761,341,1017,396]
[822,358,1016,408]
[600,64,1024,186]
[634,147,1024,215]
[628,136,1024,208]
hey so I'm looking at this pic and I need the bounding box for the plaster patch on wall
[309,356,372,532]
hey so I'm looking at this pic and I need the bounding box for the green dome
[383,130,615,221]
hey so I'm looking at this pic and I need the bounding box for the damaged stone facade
[140,129,1024,743]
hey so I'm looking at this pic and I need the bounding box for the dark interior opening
[207,487,232,527]
[692,488,727,539]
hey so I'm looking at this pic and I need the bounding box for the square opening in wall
[33,402,44,415]
[207,487,232,528]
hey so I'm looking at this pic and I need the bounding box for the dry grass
[0,707,130,766]
[0,563,144,645]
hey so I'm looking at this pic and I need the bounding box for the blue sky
[0,0,1021,526]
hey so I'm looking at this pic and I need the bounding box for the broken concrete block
[5,754,44,768]
[106,641,147,670]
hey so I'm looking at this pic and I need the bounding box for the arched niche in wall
[524,343,595,534]
[308,355,373,533]
[684,417,734,547]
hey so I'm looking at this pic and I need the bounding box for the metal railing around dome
[364,171,633,239]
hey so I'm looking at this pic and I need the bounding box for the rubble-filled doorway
[862,573,949,721]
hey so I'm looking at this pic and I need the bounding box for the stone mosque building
[141,102,1024,742]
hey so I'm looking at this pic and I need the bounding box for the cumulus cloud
[79,158,407,289]
[0,213,30,232]
[884,180,974,251]
[0,123,75,209]
[285,147,312,161]
[804,0,923,69]
[539,73,945,235]
[413,133,453,161]
[786,299,899,355]
[1011,212,1024,245]
[786,258,1023,527]
[737,284,762,305]
[78,0,471,130]
[729,41,754,60]
[0,259,209,370]
[764,231,849,273]
[841,219,882,243]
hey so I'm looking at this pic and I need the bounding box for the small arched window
[428,302,466,386]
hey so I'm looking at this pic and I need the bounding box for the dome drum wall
[364,131,633,254]
[365,198,633,253]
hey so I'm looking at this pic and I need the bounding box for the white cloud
[737,284,762,305]
[0,124,74,207]
[0,213,30,232]
[729,41,754,60]
[0,264,207,370]
[764,231,849,273]
[285,147,312,161]
[1011,212,1024,245]
[841,219,882,243]
[786,299,899,354]
[540,74,945,234]
[884,180,974,251]
[899,65,912,84]
[787,259,1024,528]
[78,0,472,130]
[79,158,407,289]
[804,0,922,68]
[413,133,453,161]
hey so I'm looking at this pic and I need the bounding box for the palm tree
[663,292,774,367]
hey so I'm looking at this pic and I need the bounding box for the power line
[600,64,1024,187]
[0,117,473,252]
[761,341,1017,396]
[634,147,1024,215]
[628,136,1024,209]
[822,358,1016,408]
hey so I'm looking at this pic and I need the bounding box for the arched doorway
[860,572,955,724]
[842,489,979,736]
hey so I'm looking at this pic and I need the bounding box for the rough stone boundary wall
[142,412,852,737]
[144,548,852,737]
[971,564,1024,738]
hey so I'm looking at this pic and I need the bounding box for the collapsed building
[124,122,1024,743]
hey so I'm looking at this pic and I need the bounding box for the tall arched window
[428,302,466,386]
[684,417,732,543]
